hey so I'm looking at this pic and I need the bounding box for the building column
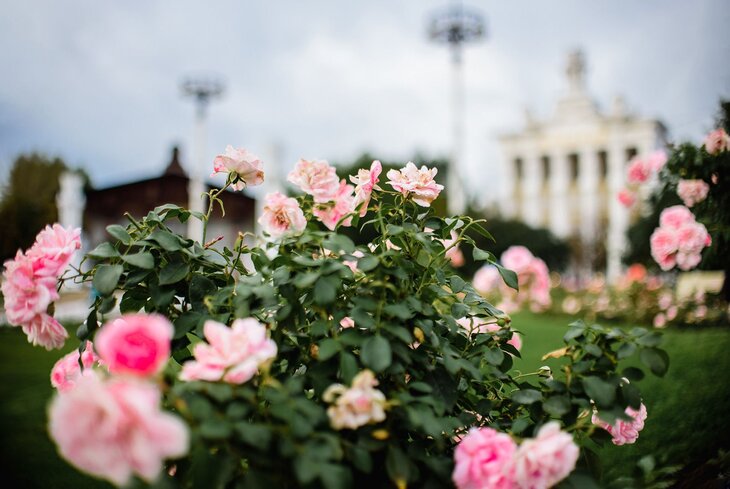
[606,141,628,283]
[501,151,517,218]
[56,172,86,283]
[522,152,541,228]
[549,151,571,238]
[579,148,599,272]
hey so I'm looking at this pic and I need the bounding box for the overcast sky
[1,0,728,200]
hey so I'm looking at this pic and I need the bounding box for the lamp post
[428,3,485,215]
[181,76,225,241]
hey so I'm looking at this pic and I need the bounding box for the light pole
[181,76,225,241]
[428,3,485,215]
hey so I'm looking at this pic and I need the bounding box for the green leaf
[93,264,123,296]
[511,389,542,404]
[496,265,518,291]
[543,395,572,416]
[357,255,379,272]
[317,339,340,361]
[234,422,272,449]
[339,352,358,383]
[106,224,132,244]
[485,348,505,365]
[564,325,585,341]
[314,276,338,305]
[385,446,410,484]
[383,303,412,320]
[87,242,119,259]
[582,376,616,408]
[472,247,491,261]
[361,335,392,372]
[622,366,645,382]
[640,348,669,377]
[159,261,190,285]
[617,342,637,359]
[121,251,154,269]
[150,229,185,251]
[621,382,642,410]
[636,332,662,348]
[450,275,467,293]
[294,271,320,289]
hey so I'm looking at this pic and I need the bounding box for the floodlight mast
[181,76,225,241]
[428,4,485,215]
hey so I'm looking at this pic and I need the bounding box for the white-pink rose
[473,266,501,295]
[677,179,709,208]
[50,341,100,392]
[650,206,711,271]
[95,314,173,377]
[512,422,579,489]
[258,192,307,238]
[180,318,277,384]
[626,157,652,185]
[592,404,647,446]
[350,160,382,216]
[646,150,668,172]
[212,145,265,190]
[704,128,730,154]
[617,188,636,208]
[22,313,68,350]
[659,205,694,229]
[287,158,340,203]
[386,162,444,207]
[323,370,387,430]
[2,250,58,326]
[650,227,679,271]
[48,373,189,486]
[452,427,516,489]
[27,224,82,277]
[312,180,356,230]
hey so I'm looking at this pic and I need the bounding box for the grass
[1,314,729,487]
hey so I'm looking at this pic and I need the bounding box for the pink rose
[22,313,68,350]
[626,157,652,185]
[287,158,341,203]
[340,317,355,329]
[513,422,579,489]
[650,227,679,271]
[343,250,365,273]
[323,370,387,430]
[180,318,277,384]
[258,192,307,238]
[2,250,58,326]
[48,373,189,486]
[677,179,710,208]
[452,427,516,489]
[386,162,444,207]
[592,404,647,446]
[704,128,730,154]
[50,341,100,392]
[212,145,264,190]
[501,246,534,275]
[473,266,501,294]
[666,305,678,321]
[457,317,522,351]
[617,188,636,208]
[27,224,82,277]
[653,313,667,328]
[659,205,694,229]
[95,314,173,377]
[312,180,356,230]
[350,160,382,216]
[646,150,668,171]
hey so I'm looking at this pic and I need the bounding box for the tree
[0,154,68,261]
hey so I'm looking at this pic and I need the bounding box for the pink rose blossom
[258,192,307,238]
[343,250,364,273]
[659,205,694,229]
[48,373,189,486]
[340,317,355,329]
[473,266,501,294]
[350,160,382,216]
[646,150,668,171]
[180,318,277,384]
[452,427,516,489]
[653,313,667,328]
[666,305,678,321]
[626,157,652,185]
[27,224,82,277]
[513,422,579,489]
[323,370,387,430]
[22,313,68,350]
[386,162,444,207]
[312,180,356,230]
[650,228,679,271]
[617,188,636,208]
[287,158,340,203]
[212,145,264,190]
[501,246,534,274]
[677,179,710,208]
[50,341,100,392]
[2,250,58,326]
[95,314,173,377]
[592,404,647,446]
[704,128,730,154]
[456,317,522,351]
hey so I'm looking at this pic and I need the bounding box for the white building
[497,51,666,282]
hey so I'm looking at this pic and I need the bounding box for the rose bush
[1,150,670,488]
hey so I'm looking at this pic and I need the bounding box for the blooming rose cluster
[258,192,307,239]
[180,318,277,384]
[386,162,444,207]
[48,314,189,486]
[676,179,709,208]
[456,316,522,351]
[473,246,551,313]
[212,145,265,190]
[650,205,711,271]
[1,224,81,349]
[617,150,667,208]
[323,369,387,430]
[452,422,579,489]
[592,403,648,445]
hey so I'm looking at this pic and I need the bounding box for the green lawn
[1,314,729,487]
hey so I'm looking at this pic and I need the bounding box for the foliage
[60,163,669,488]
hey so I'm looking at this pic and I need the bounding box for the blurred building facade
[498,51,666,282]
